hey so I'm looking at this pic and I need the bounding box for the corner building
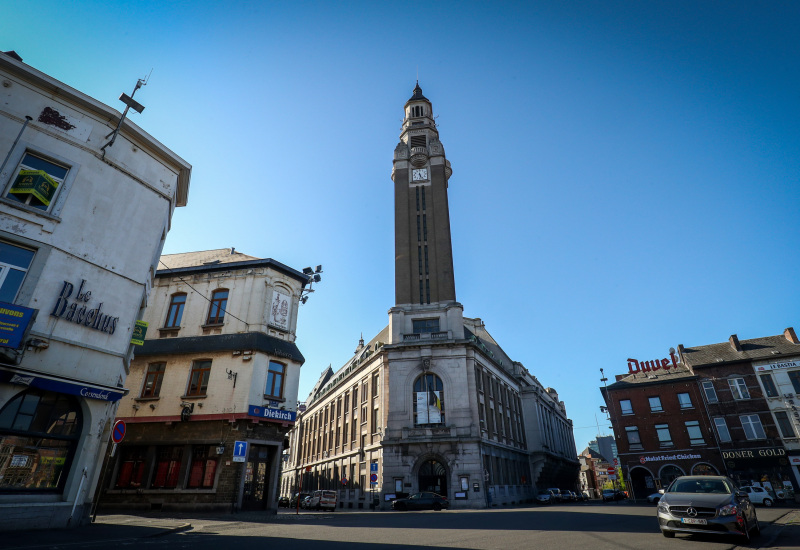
[281,85,578,509]
[99,250,308,513]
[0,51,190,529]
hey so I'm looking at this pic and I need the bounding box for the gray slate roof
[680,333,800,368]
[160,248,259,269]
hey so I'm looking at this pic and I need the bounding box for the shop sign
[247,404,297,423]
[721,447,786,460]
[756,359,800,371]
[0,302,36,349]
[0,366,126,401]
[130,320,148,346]
[627,350,679,374]
[639,453,701,464]
[51,280,119,335]
[9,170,59,205]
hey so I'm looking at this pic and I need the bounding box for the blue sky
[4,1,799,451]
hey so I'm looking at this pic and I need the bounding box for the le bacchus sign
[627,350,679,374]
[51,280,119,335]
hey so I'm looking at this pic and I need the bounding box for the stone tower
[392,83,456,307]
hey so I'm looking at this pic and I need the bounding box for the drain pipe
[68,467,88,526]
[0,115,32,178]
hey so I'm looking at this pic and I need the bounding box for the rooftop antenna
[101,69,153,159]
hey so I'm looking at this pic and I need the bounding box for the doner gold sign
[9,170,59,206]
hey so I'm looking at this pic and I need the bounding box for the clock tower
[392,83,456,307]
[389,83,462,344]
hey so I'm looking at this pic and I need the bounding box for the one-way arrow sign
[233,440,248,463]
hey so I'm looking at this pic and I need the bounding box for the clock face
[412,168,428,182]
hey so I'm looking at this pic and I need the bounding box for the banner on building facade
[416,390,441,423]
[0,302,36,349]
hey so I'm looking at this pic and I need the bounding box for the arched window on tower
[413,373,445,426]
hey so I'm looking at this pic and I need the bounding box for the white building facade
[752,338,800,493]
[0,51,190,529]
[99,250,310,513]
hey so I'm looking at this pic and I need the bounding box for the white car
[739,486,774,507]
[647,489,665,503]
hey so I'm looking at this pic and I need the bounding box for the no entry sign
[607,467,616,475]
[112,420,126,443]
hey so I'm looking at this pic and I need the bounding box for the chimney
[615,374,627,382]
[785,327,799,344]
[729,334,742,352]
[230,247,235,255]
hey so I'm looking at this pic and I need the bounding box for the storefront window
[115,446,147,488]
[187,445,218,488]
[0,389,82,492]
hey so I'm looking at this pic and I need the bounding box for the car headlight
[657,502,669,514]
[718,504,738,517]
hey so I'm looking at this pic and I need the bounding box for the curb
[145,522,193,537]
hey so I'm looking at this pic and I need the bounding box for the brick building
[681,330,798,497]
[602,359,724,499]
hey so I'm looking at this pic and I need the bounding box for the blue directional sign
[370,462,378,472]
[233,440,248,463]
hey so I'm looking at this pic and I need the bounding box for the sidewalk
[757,509,800,550]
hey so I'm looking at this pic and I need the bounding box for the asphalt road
[5,501,792,550]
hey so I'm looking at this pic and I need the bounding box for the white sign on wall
[416,391,441,424]
[269,290,290,330]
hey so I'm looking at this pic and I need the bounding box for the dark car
[602,489,626,501]
[289,492,311,508]
[392,491,449,511]
[657,475,759,542]
[278,496,290,508]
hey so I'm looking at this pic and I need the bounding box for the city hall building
[281,84,578,509]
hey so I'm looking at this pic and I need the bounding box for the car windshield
[668,479,731,494]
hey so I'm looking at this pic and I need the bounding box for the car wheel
[662,530,675,538]
[763,498,773,507]
[433,503,442,511]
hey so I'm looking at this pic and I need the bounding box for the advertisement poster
[415,390,441,424]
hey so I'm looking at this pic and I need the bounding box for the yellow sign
[131,320,148,346]
[9,170,59,206]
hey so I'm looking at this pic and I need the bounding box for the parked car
[739,486,774,507]
[580,490,591,501]
[561,490,577,502]
[602,489,626,501]
[657,475,759,542]
[647,489,665,504]
[308,489,338,511]
[547,488,563,503]
[535,491,554,505]
[278,496,290,508]
[300,495,313,509]
[289,492,311,508]
[392,492,449,511]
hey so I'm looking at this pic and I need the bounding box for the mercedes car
[657,475,759,542]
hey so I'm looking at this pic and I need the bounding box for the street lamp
[300,266,323,304]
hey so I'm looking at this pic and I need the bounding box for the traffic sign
[111,420,126,443]
[607,467,616,475]
[233,440,248,463]
[613,458,618,465]
[370,462,378,472]
[370,473,378,485]
[342,477,348,485]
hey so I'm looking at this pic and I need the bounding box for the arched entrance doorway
[418,458,448,497]
[629,466,654,500]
